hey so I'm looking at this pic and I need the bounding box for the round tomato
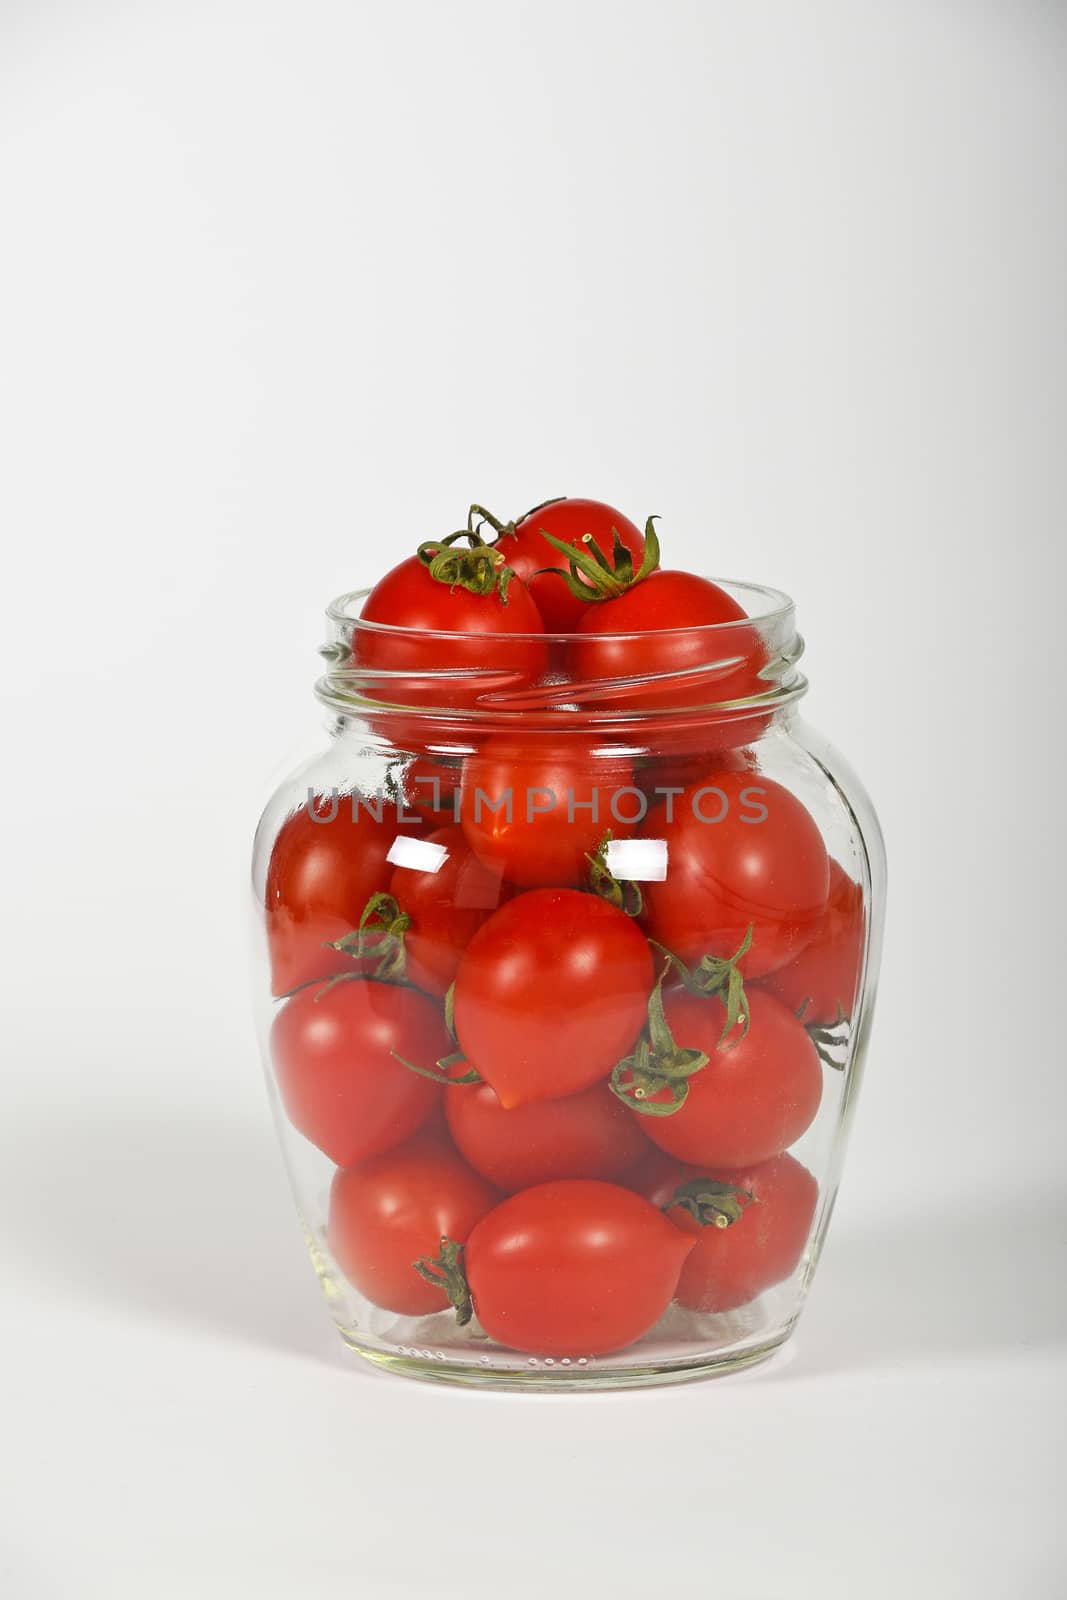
[328,1134,498,1315]
[355,552,547,709]
[760,859,864,1025]
[571,570,766,711]
[388,824,509,996]
[452,889,654,1107]
[270,977,446,1167]
[635,1151,819,1312]
[493,498,646,631]
[461,1180,694,1355]
[639,769,829,978]
[459,733,638,888]
[445,1078,650,1192]
[265,794,424,997]
[619,988,823,1168]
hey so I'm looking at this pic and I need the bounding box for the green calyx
[412,1236,473,1325]
[390,983,481,1086]
[653,926,754,1048]
[587,830,643,917]
[609,960,710,1116]
[417,528,516,602]
[665,1178,756,1229]
[537,514,661,603]
[327,892,411,984]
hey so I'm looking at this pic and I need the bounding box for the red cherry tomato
[388,824,509,996]
[459,734,638,889]
[265,795,424,997]
[452,889,654,1108]
[494,498,646,631]
[356,555,547,709]
[328,1135,499,1315]
[270,977,446,1167]
[635,1151,819,1312]
[572,570,765,709]
[760,859,864,1025]
[626,988,823,1168]
[639,769,829,978]
[445,1078,650,1193]
[464,1180,695,1355]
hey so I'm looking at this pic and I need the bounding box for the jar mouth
[318,578,807,730]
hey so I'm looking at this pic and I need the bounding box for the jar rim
[327,577,795,644]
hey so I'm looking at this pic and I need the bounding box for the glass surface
[250,584,885,1389]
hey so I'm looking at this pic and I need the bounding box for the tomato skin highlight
[388,824,508,996]
[635,1151,819,1312]
[459,734,637,889]
[452,889,655,1108]
[356,556,547,707]
[465,1180,694,1356]
[445,1078,650,1193]
[328,1136,499,1316]
[265,796,424,997]
[639,769,830,978]
[635,988,823,1168]
[270,978,447,1168]
[494,498,646,631]
[759,859,864,1025]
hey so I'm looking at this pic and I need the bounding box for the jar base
[337,1325,794,1392]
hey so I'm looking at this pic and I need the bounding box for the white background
[1,3,1065,1595]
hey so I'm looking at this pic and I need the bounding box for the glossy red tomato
[356,554,547,709]
[452,889,654,1108]
[270,977,447,1167]
[623,988,823,1168]
[464,1180,695,1355]
[635,1151,819,1312]
[328,1134,499,1315]
[459,733,638,888]
[760,859,864,1025]
[265,795,424,997]
[572,570,766,711]
[445,1078,650,1192]
[493,498,646,631]
[639,769,830,978]
[388,824,508,996]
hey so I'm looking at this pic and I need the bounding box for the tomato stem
[609,959,710,1117]
[665,1178,756,1229]
[536,514,661,603]
[803,1005,851,1070]
[417,528,517,603]
[390,1048,482,1086]
[412,1236,473,1325]
[327,892,412,984]
[586,830,643,917]
[652,928,753,1047]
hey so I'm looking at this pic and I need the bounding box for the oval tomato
[639,769,829,978]
[355,554,547,709]
[445,1078,650,1192]
[572,570,766,711]
[270,977,446,1167]
[463,1180,694,1355]
[388,824,509,996]
[328,1135,498,1315]
[265,794,424,997]
[459,733,638,889]
[493,498,646,631]
[635,1151,819,1312]
[760,859,864,1025]
[452,889,654,1107]
[623,988,823,1168]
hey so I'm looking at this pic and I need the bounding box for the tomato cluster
[266,499,865,1359]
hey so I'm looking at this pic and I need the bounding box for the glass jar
[250,581,885,1389]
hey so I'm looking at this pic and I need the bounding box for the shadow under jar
[250,581,885,1390]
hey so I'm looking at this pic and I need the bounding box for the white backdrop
[2,4,1064,1596]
